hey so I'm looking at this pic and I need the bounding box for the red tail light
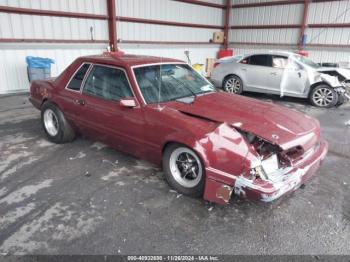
[213,62,220,68]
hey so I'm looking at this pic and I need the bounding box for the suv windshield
[134,64,215,104]
[292,55,320,69]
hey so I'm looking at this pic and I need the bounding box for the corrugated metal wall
[1,0,350,94]
[306,0,350,46]
[117,0,223,72]
[0,0,109,94]
[230,0,350,64]
[0,0,224,94]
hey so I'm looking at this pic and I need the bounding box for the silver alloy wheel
[169,147,202,188]
[43,109,59,136]
[225,77,241,93]
[313,87,334,107]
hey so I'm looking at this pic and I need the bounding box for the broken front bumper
[335,87,350,106]
[203,139,328,205]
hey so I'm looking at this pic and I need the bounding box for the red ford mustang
[29,52,328,205]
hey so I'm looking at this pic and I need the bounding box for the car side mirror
[119,97,137,108]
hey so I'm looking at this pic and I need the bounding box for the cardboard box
[213,31,224,43]
[206,58,216,77]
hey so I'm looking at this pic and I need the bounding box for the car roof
[242,50,297,57]
[78,53,185,68]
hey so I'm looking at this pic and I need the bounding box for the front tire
[309,85,338,108]
[41,101,76,143]
[162,144,205,197]
[223,75,243,94]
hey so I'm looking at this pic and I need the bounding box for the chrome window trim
[81,63,139,106]
[64,63,92,93]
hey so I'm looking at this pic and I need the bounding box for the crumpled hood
[167,92,320,150]
[317,67,350,81]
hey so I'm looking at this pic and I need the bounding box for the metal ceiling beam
[119,40,220,45]
[172,0,226,9]
[116,16,224,29]
[230,41,350,48]
[0,38,108,44]
[231,24,300,29]
[0,5,108,19]
[309,23,350,28]
[231,23,350,29]
[232,0,344,8]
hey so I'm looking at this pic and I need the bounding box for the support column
[224,0,231,49]
[298,0,310,50]
[107,0,117,51]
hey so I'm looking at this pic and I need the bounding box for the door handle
[298,72,302,78]
[74,99,85,106]
[241,68,247,71]
[270,72,277,76]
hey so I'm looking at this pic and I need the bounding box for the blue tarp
[26,56,55,69]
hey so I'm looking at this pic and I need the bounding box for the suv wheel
[310,85,338,108]
[223,75,243,94]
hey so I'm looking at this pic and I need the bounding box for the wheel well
[40,99,60,111]
[309,82,331,94]
[162,141,207,167]
[162,141,180,154]
[41,98,48,107]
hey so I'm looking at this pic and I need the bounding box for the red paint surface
[29,53,328,205]
[218,49,233,59]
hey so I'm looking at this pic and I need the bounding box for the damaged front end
[236,132,328,202]
[203,125,328,205]
[317,73,350,104]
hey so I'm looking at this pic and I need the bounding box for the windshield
[292,55,320,69]
[133,64,216,104]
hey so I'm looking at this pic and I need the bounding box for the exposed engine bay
[239,130,316,182]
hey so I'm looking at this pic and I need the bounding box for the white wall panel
[202,0,225,4]
[305,28,350,45]
[233,0,290,4]
[0,13,108,40]
[308,1,350,24]
[230,28,299,43]
[120,44,220,66]
[117,0,224,26]
[118,22,215,42]
[306,0,350,46]
[0,0,107,15]
[231,4,302,25]
[0,45,106,94]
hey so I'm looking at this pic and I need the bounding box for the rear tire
[41,101,76,143]
[309,84,338,108]
[162,143,205,197]
[223,75,243,94]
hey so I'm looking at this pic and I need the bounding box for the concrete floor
[0,93,349,255]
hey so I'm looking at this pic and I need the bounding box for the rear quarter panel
[211,62,244,89]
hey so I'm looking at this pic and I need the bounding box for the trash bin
[26,56,55,82]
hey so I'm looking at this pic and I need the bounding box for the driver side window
[83,65,133,101]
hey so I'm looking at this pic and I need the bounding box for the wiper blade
[168,75,197,102]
